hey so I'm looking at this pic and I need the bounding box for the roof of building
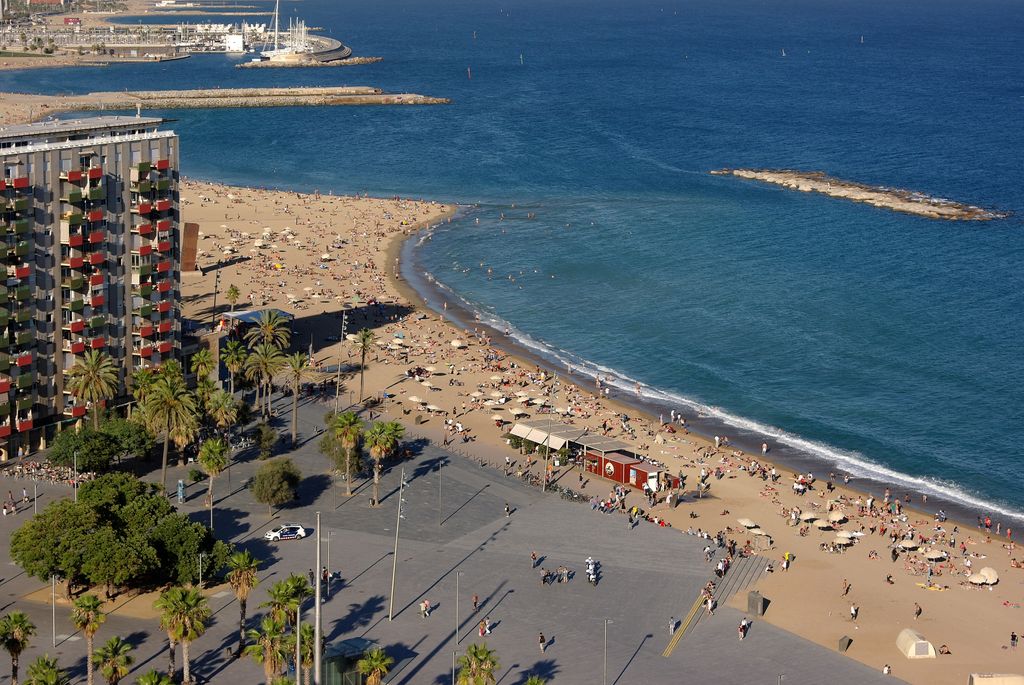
[0,116,167,143]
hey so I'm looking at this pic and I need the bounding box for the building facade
[0,116,180,457]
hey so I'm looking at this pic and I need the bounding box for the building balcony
[157,240,173,253]
[8,262,31,279]
[63,256,84,270]
[60,169,83,183]
[156,219,172,232]
[14,310,30,324]
[16,396,33,412]
[138,345,154,358]
[15,372,32,389]
[13,219,30,236]
[89,315,105,329]
[62,189,83,204]
[88,230,105,244]
[15,352,32,367]
[6,197,29,212]
[11,241,30,258]
[0,377,8,394]
[89,274,104,287]
[135,244,153,257]
[136,324,155,337]
[86,186,105,201]
[157,282,172,295]
[155,159,170,171]
[157,341,174,354]
[134,223,153,236]
[87,167,103,180]
[156,178,172,191]
[0,289,7,305]
[132,203,152,215]
[89,252,105,266]
[132,180,152,194]
[157,321,172,334]
[65,340,85,354]
[66,404,87,418]
[136,162,151,175]
[14,330,32,347]
[90,336,105,349]
[156,260,172,273]
[157,300,172,313]
[135,283,153,297]
[86,209,105,223]
[64,299,85,313]
[62,276,84,291]
[90,294,105,308]
[65,319,85,334]
[65,233,84,248]
[61,211,84,227]
[154,199,172,213]
[135,304,153,317]
[16,418,32,432]
[0,424,10,438]
[14,285,30,301]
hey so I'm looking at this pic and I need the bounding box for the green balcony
[133,181,152,194]
[89,315,105,329]
[12,219,30,235]
[14,310,30,323]
[16,396,32,411]
[0,403,9,416]
[16,374,33,389]
[62,189,83,204]
[0,338,8,351]
[15,286,30,301]
[13,241,30,257]
[8,197,29,212]
[0,356,8,372]
[156,178,171,191]
[135,264,152,277]
[62,212,84,227]
[66,299,84,313]
[15,331,32,346]
[0,311,8,328]
[62,276,84,290]
[136,162,151,175]
[137,284,153,297]
[87,187,105,201]
[137,304,153,317]
[0,290,7,305]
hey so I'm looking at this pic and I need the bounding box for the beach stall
[895,628,936,659]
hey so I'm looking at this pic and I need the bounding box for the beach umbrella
[425,366,436,372]
[387,343,402,351]
[490,391,504,398]
[407,395,424,404]
[751,528,770,537]
[833,536,853,546]
[898,540,919,550]
[491,414,505,422]
[421,381,433,389]
[321,253,334,261]
[515,391,530,397]
[979,567,999,584]
[451,339,467,348]
[470,391,484,398]
[425,404,441,412]
[345,334,358,342]
[924,550,948,561]
[968,573,988,585]
[799,511,817,522]
[516,397,530,404]
[737,518,757,529]
[828,511,847,523]
[836,530,856,539]
[556,407,569,414]
[509,407,527,416]
[813,519,832,530]
[490,375,504,381]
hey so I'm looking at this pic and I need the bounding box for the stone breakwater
[237,56,384,69]
[1,86,449,123]
[712,168,1009,221]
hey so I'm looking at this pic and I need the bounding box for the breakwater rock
[711,169,1008,221]
[237,56,384,69]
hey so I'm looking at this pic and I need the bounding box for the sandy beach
[177,179,1021,685]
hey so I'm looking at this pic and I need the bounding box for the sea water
[4,0,1022,516]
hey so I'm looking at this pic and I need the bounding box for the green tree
[195,378,216,415]
[260,575,311,628]
[352,329,376,404]
[0,612,37,685]
[149,516,230,587]
[226,551,260,657]
[328,411,362,496]
[243,617,289,683]
[250,458,301,516]
[225,284,240,313]
[156,588,208,685]
[102,418,155,463]
[71,594,105,685]
[198,438,229,513]
[257,423,278,460]
[92,636,133,685]
[48,428,118,473]
[523,677,546,685]
[135,671,173,685]
[130,367,157,412]
[456,643,499,685]
[144,373,198,492]
[81,527,159,598]
[245,343,285,419]
[206,390,238,434]
[280,353,315,447]
[364,421,404,507]
[10,500,98,598]
[356,647,394,685]
[244,309,291,349]
[190,348,214,381]
[283,623,314,685]
[221,341,248,396]
[24,655,69,685]
[66,350,119,429]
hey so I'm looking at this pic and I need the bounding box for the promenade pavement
[0,388,905,684]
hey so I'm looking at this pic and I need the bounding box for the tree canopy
[250,458,301,515]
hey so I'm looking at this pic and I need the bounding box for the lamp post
[387,469,408,621]
[334,308,347,413]
[51,575,56,647]
[73,449,78,502]
[295,599,302,682]
[198,553,204,588]
[455,570,464,644]
[438,457,443,526]
[210,270,221,326]
[603,618,613,685]
[314,511,323,685]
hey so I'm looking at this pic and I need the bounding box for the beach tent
[968,675,1024,685]
[895,628,936,659]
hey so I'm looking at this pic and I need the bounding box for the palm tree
[260,575,311,628]
[24,655,69,685]
[92,637,133,685]
[207,390,238,434]
[329,411,362,496]
[280,353,315,446]
[244,310,291,350]
[283,623,314,685]
[243,617,289,683]
[153,588,182,680]
[226,551,260,657]
[226,284,241,313]
[221,341,248,396]
[524,677,546,685]
[198,438,229,526]
[195,378,216,415]
[144,374,199,492]
[0,611,37,685]
[356,647,394,685]
[352,329,376,404]
[190,348,214,381]
[66,349,119,429]
[135,671,173,685]
[159,588,208,685]
[245,343,286,419]
[364,420,404,507]
[130,367,157,416]
[456,643,499,685]
[71,594,106,685]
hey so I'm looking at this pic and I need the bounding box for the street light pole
[438,458,442,526]
[455,570,464,644]
[210,270,221,326]
[73,450,78,502]
[198,553,204,588]
[51,575,56,648]
[325,531,333,598]
[387,469,407,621]
[603,618,613,685]
[314,511,323,685]
[295,599,302,682]
[334,308,346,414]
[33,482,37,515]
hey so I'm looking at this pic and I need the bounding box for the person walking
[531,551,538,568]
[1011,632,1018,649]
[538,632,546,653]
[669,617,676,636]
[842,579,851,596]
[484,616,491,635]
[850,603,859,622]
[914,603,922,620]
[478,619,487,637]
[505,503,511,517]
[472,594,479,611]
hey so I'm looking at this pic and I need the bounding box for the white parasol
[828,511,847,523]
[979,567,999,584]
[407,396,424,404]
[737,518,757,528]
[898,540,919,550]
[832,536,853,546]
[799,511,817,522]
[813,519,832,530]
[924,550,948,561]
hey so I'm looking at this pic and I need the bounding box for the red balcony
[0,378,9,394]
[69,405,87,418]
[157,281,172,294]
[89,230,105,244]
[11,177,29,190]
[0,180,5,191]
[89,252,105,266]
[68,320,85,333]
[90,337,105,349]
[139,346,154,358]
[157,300,172,313]
[0,425,10,438]
[68,234,84,248]
[15,353,32,367]
[158,321,172,334]
[138,325,154,337]
[157,240,172,253]
[156,260,171,273]
[64,169,83,183]
[137,244,152,256]
[87,167,102,180]
[89,274,104,286]
[154,199,172,212]
[66,256,84,269]
[157,341,173,354]
[17,419,32,432]
[137,223,153,236]
[156,219,171,232]
[14,265,30,279]
[90,295,105,308]
[135,203,152,215]
[68,341,85,354]
[155,159,170,170]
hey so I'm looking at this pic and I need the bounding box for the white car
[264,524,308,541]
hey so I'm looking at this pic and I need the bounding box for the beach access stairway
[664,552,763,655]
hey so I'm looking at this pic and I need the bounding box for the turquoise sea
[6,0,1023,518]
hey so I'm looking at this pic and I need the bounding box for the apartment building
[0,115,180,457]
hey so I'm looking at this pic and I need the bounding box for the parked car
[264,524,308,541]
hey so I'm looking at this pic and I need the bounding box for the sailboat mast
[273,0,280,50]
